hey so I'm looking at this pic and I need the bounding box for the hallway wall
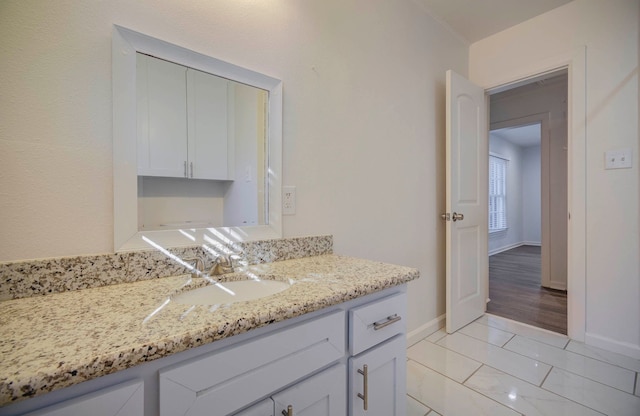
[470,0,640,357]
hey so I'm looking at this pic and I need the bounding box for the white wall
[470,0,639,357]
[0,1,468,338]
[488,134,524,254]
[522,146,542,244]
[224,84,264,227]
[487,134,542,256]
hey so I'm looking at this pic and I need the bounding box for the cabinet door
[233,398,274,416]
[272,364,345,416]
[137,53,188,178]
[187,68,230,180]
[159,311,345,416]
[26,380,143,416]
[349,336,406,416]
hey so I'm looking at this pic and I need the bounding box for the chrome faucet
[209,253,240,276]
[184,257,204,279]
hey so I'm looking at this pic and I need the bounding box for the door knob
[452,212,464,222]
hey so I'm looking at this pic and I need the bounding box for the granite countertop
[0,254,419,407]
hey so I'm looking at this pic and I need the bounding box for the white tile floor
[406,314,640,416]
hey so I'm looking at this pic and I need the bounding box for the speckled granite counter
[0,254,418,407]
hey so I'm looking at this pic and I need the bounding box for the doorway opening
[486,70,568,334]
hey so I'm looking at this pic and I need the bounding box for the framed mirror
[113,25,282,251]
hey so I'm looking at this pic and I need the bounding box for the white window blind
[489,155,507,232]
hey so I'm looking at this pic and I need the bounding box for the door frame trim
[476,46,586,342]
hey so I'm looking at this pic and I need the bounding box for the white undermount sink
[171,279,291,305]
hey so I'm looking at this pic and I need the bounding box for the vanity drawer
[25,379,143,416]
[349,293,406,356]
[159,310,345,416]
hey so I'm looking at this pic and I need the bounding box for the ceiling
[417,0,573,43]
[491,124,541,148]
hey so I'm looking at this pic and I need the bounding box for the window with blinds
[489,155,507,232]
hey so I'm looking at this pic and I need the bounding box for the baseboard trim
[489,241,541,256]
[522,241,541,247]
[407,314,445,347]
[489,242,522,256]
[545,282,567,291]
[585,332,640,360]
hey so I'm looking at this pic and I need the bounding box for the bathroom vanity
[0,254,418,416]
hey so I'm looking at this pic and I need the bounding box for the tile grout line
[459,364,526,416]
[539,364,554,387]
[537,369,612,415]
[440,332,552,387]
[500,332,516,347]
[410,356,522,414]
[461,363,484,385]
[412,335,614,415]
[462,358,610,415]
[414,319,640,413]
[562,338,640,372]
[482,319,639,389]
[503,335,639,394]
[406,390,432,413]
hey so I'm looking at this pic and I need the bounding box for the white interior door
[445,70,488,333]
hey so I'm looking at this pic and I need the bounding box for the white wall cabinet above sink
[136,53,233,181]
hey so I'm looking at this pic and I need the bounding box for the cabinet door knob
[357,364,369,410]
[281,404,293,416]
[452,212,464,222]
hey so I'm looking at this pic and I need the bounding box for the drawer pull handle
[357,364,368,410]
[281,405,293,416]
[373,314,401,331]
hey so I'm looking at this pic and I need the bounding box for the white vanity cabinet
[3,286,409,416]
[348,293,407,416]
[232,398,274,416]
[24,380,143,416]
[272,363,345,416]
[349,337,405,416]
[159,311,345,416]
[158,291,407,416]
[136,53,232,180]
[236,364,345,416]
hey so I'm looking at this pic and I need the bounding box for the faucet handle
[209,252,243,275]
[184,256,204,279]
[226,252,243,267]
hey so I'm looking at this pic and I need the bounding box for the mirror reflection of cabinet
[113,25,283,251]
[136,53,233,180]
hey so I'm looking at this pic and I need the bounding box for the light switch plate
[283,186,296,215]
[605,149,632,169]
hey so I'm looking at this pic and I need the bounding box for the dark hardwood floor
[487,245,568,334]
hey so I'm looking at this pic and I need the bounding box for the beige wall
[0,1,468,337]
[470,0,640,357]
